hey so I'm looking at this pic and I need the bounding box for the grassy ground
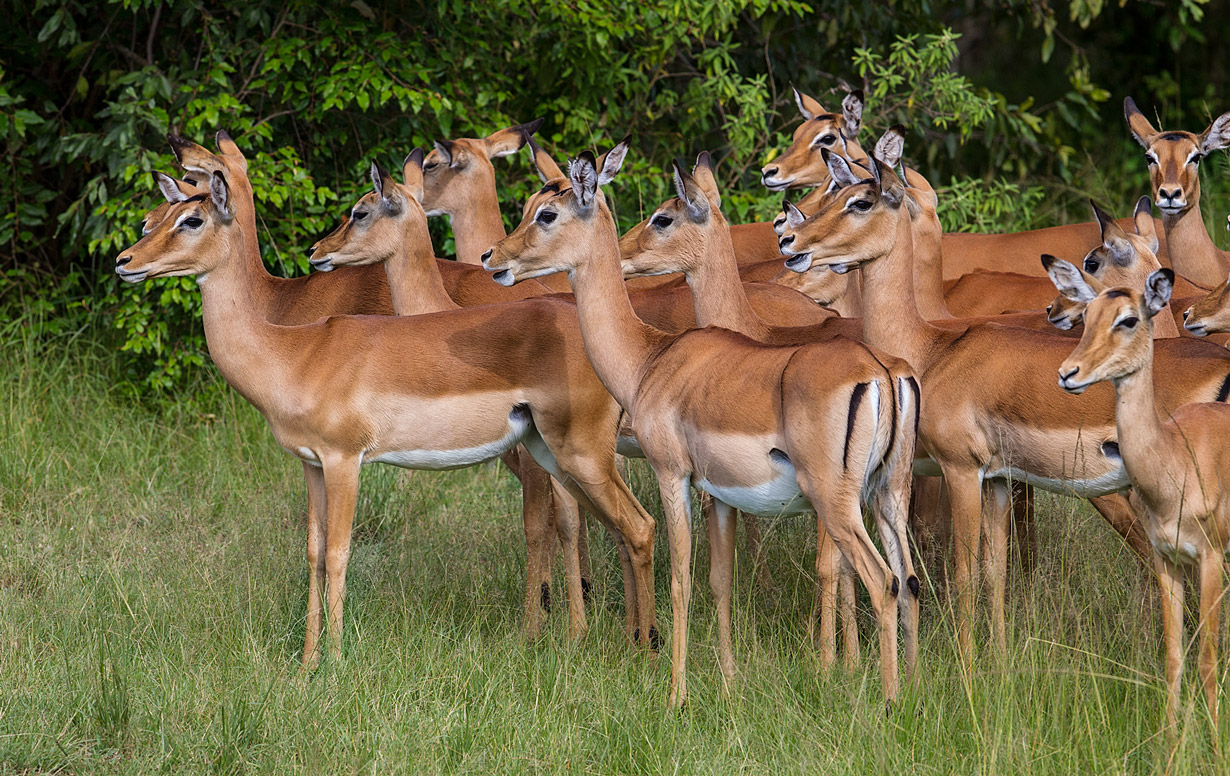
[1,328,1227,775]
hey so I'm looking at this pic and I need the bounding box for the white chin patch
[783,253,813,273]
[492,270,516,287]
[830,262,854,275]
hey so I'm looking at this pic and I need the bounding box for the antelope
[116,138,664,667]
[779,150,1230,658]
[483,141,919,708]
[1054,264,1230,730]
[1126,97,1230,289]
[764,88,1167,281]
[153,135,592,632]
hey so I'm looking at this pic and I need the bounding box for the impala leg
[707,498,737,683]
[811,525,838,669]
[872,484,920,680]
[322,456,362,662]
[1088,493,1151,559]
[576,504,593,603]
[658,474,694,708]
[944,468,983,662]
[743,514,773,591]
[513,451,553,636]
[839,554,860,669]
[550,481,588,639]
[804,480,898,703]
[1010,482,1036,574]
[301,461,328,669]
[981,478,1011,653]
[1153,552,1184,730]
[1198,551,1223,733]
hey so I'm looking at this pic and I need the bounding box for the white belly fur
[365,405,531,471]
[980,465,1130,498]
[696,463,811,517]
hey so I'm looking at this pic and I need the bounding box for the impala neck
[1151,303,1182,339]
[1109,337,1167,499]
[857,205,942,370]
[912,202,951,319]
[566,210,670,411]
[1163,193,1228,288]
[828,271,863,318]
[686,220,773,340]
[385,216,459,314]
[449,179,507,264]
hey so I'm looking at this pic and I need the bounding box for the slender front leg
[944,467,984,662]
[302,461,328,668]
[513,450,553,636]
[981,479,1011,654]
[550,481,588,639]
[1198,550,1223,732]
[811,526,838,669]
[707,498,737,683]
[1153,552,1184,730]
[742,514,774,591]
[658,474,694,708]
[322,455,362,661]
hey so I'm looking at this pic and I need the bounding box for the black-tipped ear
[695,150,713,172]
[402,148,425,201]
[1124,97,1158,148]
[792,83,824,120]
[822,148,861,189]
[842,89,864,138]
[1045,257,1097,303]
[672,159,709,222]
[526,134,564,183]
[370,162,385,199]
[152,171,191,203]
[782,198,806,229]
[1041,253,1058,271]
[1144,268,1175,318]
[1199,111,1230,154]
[596,136,631,186]
[167,132,190,162]
[867,153,882,192]
[371,162,402,213]
[1091,199,1131,264]
[520,117,545,138]
[403,147,425,173]
[433,138,456,166]
[209,170,233,221]
[1133,195,1159,253]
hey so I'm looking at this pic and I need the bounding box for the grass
[1,326,1227,775]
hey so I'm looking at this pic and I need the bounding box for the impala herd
[114,89,1230,727]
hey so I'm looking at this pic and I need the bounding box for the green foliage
[1,0,1227,391]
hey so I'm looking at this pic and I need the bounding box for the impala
[1125,97,1230,289]
[1054,263,1230,730]
[483,142,919,708]
[765,89,1167,281]
[779,150,1230,657]
[117,138,663,666]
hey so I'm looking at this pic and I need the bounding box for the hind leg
[981,479,1011,653]
[839,555,860,669]
[657,473,694,708]
[871,487,919,680]
[743,514,774,591]
[810,524,839,669]
[708,498,738,683]
[511,450,554,637]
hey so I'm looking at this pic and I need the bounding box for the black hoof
[581,578,592,603]
[540,582,551,613]
[907,575,920,597]
[890,577,900,597]
[632,625,664,652]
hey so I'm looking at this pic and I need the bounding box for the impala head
[619,151,727,278]
[770,124,907,235]
[420,118,542,217]
[761,87,866,192]
[309,150,427,271]
[1125,97,1230,217]
[1055,266,1174,393]
[482,138,630,285]
[768,258,849,307]
[779,149,906,275]
[115,170,238,283]
[1043,197,1161,329]
[1182,271,1230,336]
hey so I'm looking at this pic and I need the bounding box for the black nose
[1183,308,1191,320]
[117,256,132,267]
[779,234,795,247]
[763,166,778,178]
[1046,305,1053,315]
[1159,187,1181,202]
[480,249,493,264]
[1059,366,1079,382]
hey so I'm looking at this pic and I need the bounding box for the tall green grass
[1,326,1226,774]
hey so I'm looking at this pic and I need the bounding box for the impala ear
[867,153,883,193]
[569,151,599,214]
[433,138,456,167]
[1124,97,1158,148]
[526,134,564,183]
[596,136,630,186]
[1133,196,1159,253]
[874,125,906,170]
[215,130,248,172]
[672,159,710,223]
[402,148,426,202]
[1091,200,1133,265]
[1144,268,1175,318]
[1043,255,1097,303]
[842,90,864,138]
[1198,111,1230,154]
[782,198,806,229]
[822,148,861,189]
[691,151,721,211]
[209,171,234,222]
[371,162,402,214]
[152,171,192,203]
[485,118,542,159]
[792,83,825,120]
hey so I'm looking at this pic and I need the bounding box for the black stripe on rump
[844,382,869,469]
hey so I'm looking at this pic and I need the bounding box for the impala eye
[849,199,872,212]
[1117,315,1139,330]
[1144,153,1158,166]
[651,214,673,229]
[182,216,204,229]
[537,210,557,225]
[817,134,837,146]
[423,162,439,171]
[1084,258,1100,273]
[1190,153,1205,166]
[352,210,368,221]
